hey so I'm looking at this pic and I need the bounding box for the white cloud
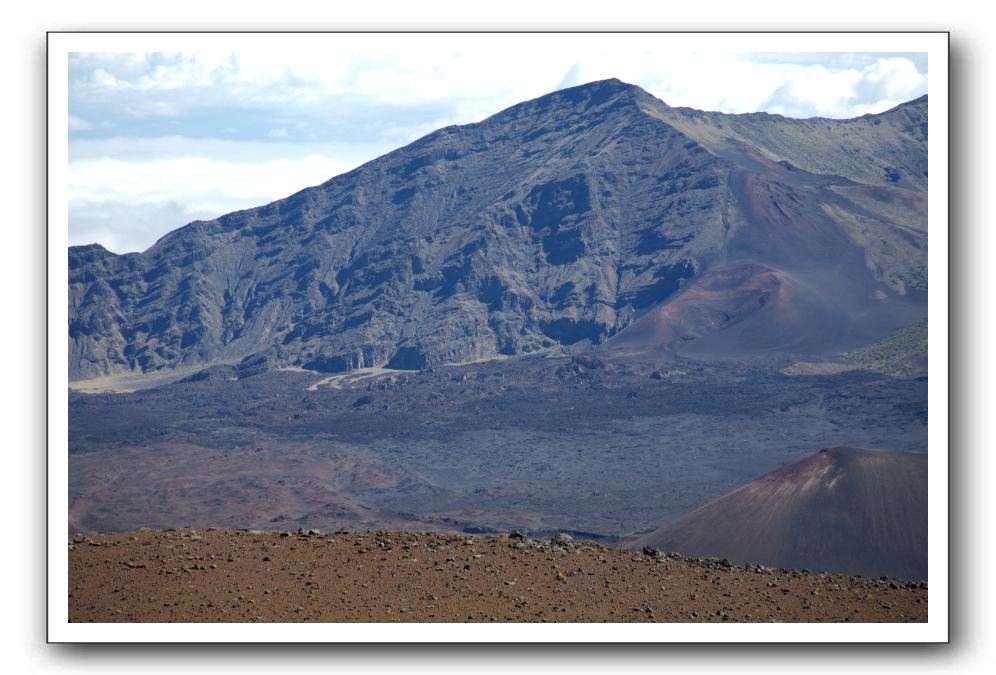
[122,100,182,118]
[88,68,119,89]
[70,135,396,169]
[70,45,927,122]
[557,52,927,119]
[759,58,927,118]
[69,199,216,253]
[67,44,929,254]
[852,57,927,106]
[69,153,355,253]
[68,115,92,131]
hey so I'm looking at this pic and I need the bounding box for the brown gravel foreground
[68,529,927,623]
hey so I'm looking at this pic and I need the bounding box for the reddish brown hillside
[628,447,927,580]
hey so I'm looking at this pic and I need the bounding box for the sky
[67,37,929,254]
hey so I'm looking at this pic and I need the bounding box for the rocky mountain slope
[629,446,928,580]
[69,79,927,380]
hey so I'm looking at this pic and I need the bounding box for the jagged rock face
[68,79,928,380]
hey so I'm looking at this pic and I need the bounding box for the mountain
[68,79,928,381]
[628,446,928,580]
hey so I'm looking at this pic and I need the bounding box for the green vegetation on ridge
[842,318,927,377]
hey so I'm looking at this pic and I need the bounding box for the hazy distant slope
[69,79,927,380]
[643,96,928,192]
[631,446,927,579]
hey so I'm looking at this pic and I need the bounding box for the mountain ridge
[69,79,927,381]
[72,80,927,257]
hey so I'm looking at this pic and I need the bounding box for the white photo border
[47,30,949,644]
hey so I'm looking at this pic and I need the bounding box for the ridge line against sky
[68,43,928,254]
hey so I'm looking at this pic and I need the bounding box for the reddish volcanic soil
[599,263,792,356]
[629,446,928,580]
[68,528,927,623]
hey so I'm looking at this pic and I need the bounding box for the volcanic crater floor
[68,528,927,623]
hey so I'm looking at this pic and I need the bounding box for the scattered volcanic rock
[69,79,927,381]
[628,446,927,580]
[67,528,927,623]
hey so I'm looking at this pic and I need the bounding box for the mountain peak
[488,78,643,121]
[68,77,927,381]
[561,77,636,93]
[547,77,641,102]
